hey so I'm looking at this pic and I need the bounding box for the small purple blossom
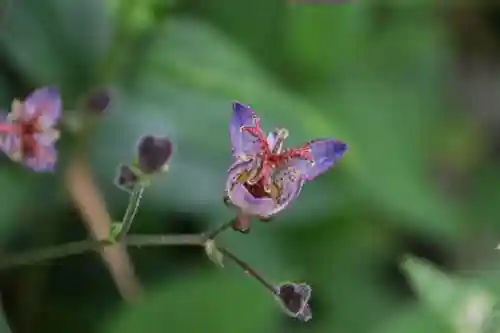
[0,87,61,172]
[276,282,312,322]
[225,102,347,232]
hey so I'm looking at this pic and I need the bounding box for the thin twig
[0,218,277,299]
[0,234,204,269]
[205,218,236,240]
[116,186,144,241]
[218,246,277,295]
[65,154,141,302]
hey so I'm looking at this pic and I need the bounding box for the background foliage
[1,0,500,332]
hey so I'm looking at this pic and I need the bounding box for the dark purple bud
[136,135,173,174]
[115,164,139,192]
[276,282,312,322]
[81,87,113,115]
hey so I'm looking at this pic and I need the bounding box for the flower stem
[115,186,144,241]
[0,234,204,269]
[218,246,277,296]
[205,218,236,239]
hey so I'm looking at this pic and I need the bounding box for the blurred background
[0,0,500,332]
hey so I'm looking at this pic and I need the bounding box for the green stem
[205,218,236,239]
[0,234,204,269]
[115,186,144,241]
[218,246,277,296]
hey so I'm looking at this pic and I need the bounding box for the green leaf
[107,222,123,242]
[401,256,496,333]
[372,304,453,333]
[285,1,371,81]
[285,4,465,236]
[482,304,500,333]
[102,271,276,333]
[319,80,463,237]
[0,305,12,333]
[204,239,224,268]
[0,0,111,93]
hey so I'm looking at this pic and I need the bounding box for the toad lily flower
[225,102,347,233]
[0,87,61,172]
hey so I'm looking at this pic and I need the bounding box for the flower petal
[289,138,347,181]
[295,283,312,303]
[8,100,25,122]
[264,165,305,217]
[267,131,278,151]
[23,144,57,172]
[229,101,263,160]
[226,159,277,217]
[276,282,313,322]
[0,133,22,161]
[24,86,62,124]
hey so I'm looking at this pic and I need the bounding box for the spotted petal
[289,138,347,181]
[226,159,277,218]
[264,165,305,217]
[24,86,62,126]
[229,102,263,160]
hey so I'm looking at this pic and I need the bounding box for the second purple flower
[0,87,61,172]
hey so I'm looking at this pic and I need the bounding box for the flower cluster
[0,89,347,323]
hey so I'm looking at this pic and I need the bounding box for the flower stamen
[241,123,313,193]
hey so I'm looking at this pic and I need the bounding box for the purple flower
[0,87,61,172]
[225,101,347,232]
[276,282,312,322]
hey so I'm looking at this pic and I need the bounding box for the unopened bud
[81,87,113,115]
[276,282,312,322]
[115,164,139,192]
[136,135,173,174]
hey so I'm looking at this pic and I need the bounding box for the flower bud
[81,87,113,115]
[115,164,139,192]
[276,282,312,322]
[136,135,173,174]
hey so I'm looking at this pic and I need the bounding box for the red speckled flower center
[243,179,271,198]
[241,119,313,190]
[20,119,38,157]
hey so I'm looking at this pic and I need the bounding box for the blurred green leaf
[303,8,463,236]
[188,0,286,70]
[401,256,495,333]
[102,271,276,333]
[285,1,371,82]
[0,305,11,333]
[373,304,453,333]
[0,0,111,93]
[315,79,464,236]
[482,305,500,333]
